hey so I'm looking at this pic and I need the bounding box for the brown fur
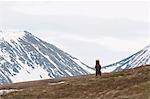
[95,60,101,76]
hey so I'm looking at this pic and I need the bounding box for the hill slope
[0,65,149,99]
[0,30,94,84]
[102,44,150,72]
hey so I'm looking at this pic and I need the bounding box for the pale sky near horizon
[0,1,150,66]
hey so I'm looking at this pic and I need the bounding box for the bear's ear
[96,60,100,64]
[96,59,99,62]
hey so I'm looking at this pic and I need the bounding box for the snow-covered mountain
[102,44,150,72]
[0,31,94,84]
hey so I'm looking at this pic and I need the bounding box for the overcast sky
[0,1,150,66]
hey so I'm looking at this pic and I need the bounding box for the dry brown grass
[0,65,150,99]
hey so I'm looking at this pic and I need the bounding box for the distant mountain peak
[0,31,94,84]
[144,44,150,50]
[0,30,25,43]
[102,43,150,72]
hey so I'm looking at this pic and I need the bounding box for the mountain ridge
[0,30,149,84]
[102,44,150,72]
[0,31,94,84]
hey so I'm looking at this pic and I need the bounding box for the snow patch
[0,89,22,96]
[10,57,51,83]
[72,58,95,74]
[48,81,65,85]
[102,65,117,73]
[64,70,73,76]
[0,31,25,43]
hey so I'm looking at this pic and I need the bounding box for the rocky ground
[0,65,150,99]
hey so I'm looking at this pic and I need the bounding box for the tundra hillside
[0,65,150,99]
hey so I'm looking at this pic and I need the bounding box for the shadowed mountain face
[0,31,94,84]
[102,44,150,72]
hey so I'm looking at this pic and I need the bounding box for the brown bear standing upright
[95,60,101,76]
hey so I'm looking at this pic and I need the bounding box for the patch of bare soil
[0,65,150,99]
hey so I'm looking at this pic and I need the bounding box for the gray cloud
[0,11,148,39]
[0,1,148,40]
[0,1,149,66]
